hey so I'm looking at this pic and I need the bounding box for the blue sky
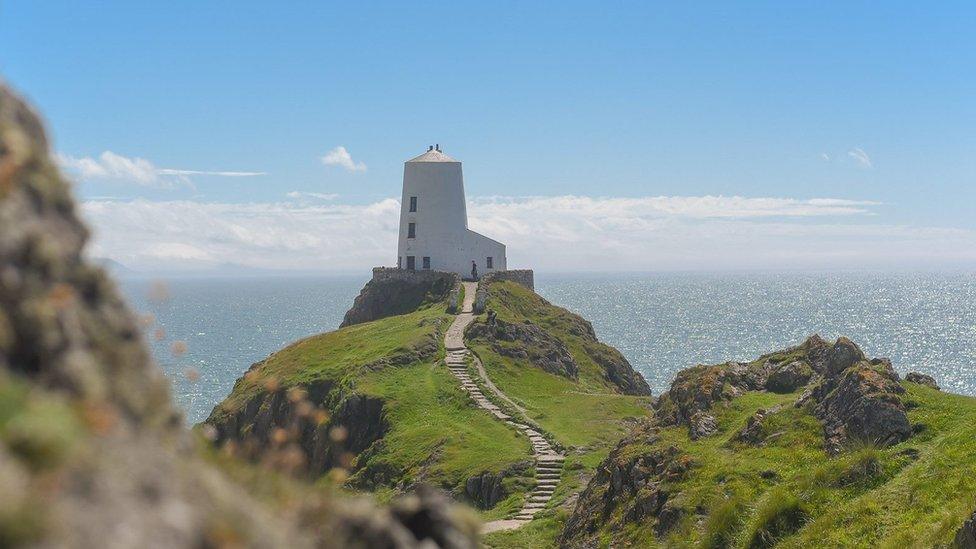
[2,2,974,272]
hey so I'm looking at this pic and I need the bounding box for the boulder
[826,337,866,376]
[906,372,940,391]
[689,412,718,440]
[814,363,911,455]
[765,360,814,393]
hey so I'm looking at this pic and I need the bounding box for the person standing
[471,260,478,281]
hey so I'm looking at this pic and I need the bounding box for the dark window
[486,256,493,269]
[406,256,415,270]
[422,256,430,270]
[409,196,417,212]
[407,222,416,238]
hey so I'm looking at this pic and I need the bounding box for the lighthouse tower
[396,145,506,278]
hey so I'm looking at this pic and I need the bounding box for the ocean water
[118,272,976,425]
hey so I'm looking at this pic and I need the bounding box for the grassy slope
[210,300,532,503]
[473,281,653,547]
[596,383,976,548]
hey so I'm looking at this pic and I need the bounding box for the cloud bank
[57,151,265,189]
[78,194,976,273]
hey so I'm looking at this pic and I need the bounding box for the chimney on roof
[435,143,440,152]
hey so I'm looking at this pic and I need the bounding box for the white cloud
[321,146,367,172]
[820,153,830,161]
[77,194,976,273]
[847,148,873,169]
[57,151,265,189]
[286,191,340,201]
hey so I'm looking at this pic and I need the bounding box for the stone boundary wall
[473,269,535,314]
[371,267,463,312]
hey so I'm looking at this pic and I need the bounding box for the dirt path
[444,281,565,533]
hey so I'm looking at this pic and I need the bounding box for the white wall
[396,150,507,277]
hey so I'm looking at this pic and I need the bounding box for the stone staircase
[444,281,565,532]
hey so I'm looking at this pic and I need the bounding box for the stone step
[536,479,560,485]
[534,487,556,493]
[522,503,547,510]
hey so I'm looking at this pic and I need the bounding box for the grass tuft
[743,488,809,549]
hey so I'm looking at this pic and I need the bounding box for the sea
[117,272,976,425]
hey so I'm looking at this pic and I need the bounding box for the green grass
[470,281,652,450]
[581,381,976,548]
[211,299,534,506]
[353,361,532,493]
[213,302,450,418]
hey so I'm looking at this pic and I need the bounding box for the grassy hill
[206,290,534,512]
[557,336,976,548]
[205,275,655,538]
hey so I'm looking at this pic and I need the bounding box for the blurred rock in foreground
[0,82,478,548]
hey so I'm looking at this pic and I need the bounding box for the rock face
[206,326,440,482]
[560,336,924,547]
[341,267,460,327]
[765,360,813,393]
[0,82,477,548]
[956,511,976,548]
[906,372,940,390]
[467,319,580,379]
[467,281,652,396]
[558,425,693,546]
[813,356,911,455]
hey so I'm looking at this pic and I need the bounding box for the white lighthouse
[396,145,506,278]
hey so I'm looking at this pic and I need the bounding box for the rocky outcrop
[468,281,652,396]
[765,360,813,393]
[813,356,911,455]
[584,340,654,397]
[560,336,921,547]
[653,360,768,436]
[208,379,390,478]
[0,82,477,548]
[907,372,940,390]
[467,319,579,379]
[558,424,693,547]
[206,329,439,481]
[956,510,976,548]
[341,267,460,327]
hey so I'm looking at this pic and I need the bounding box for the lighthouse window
[407,223,416,238]
[406,256,415,270]
[486,256,493,269]
[422,256,430,270]
[409,196,417,212]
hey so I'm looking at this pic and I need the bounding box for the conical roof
[407,147,458,163]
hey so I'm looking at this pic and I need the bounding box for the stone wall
[473,269,535,314]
